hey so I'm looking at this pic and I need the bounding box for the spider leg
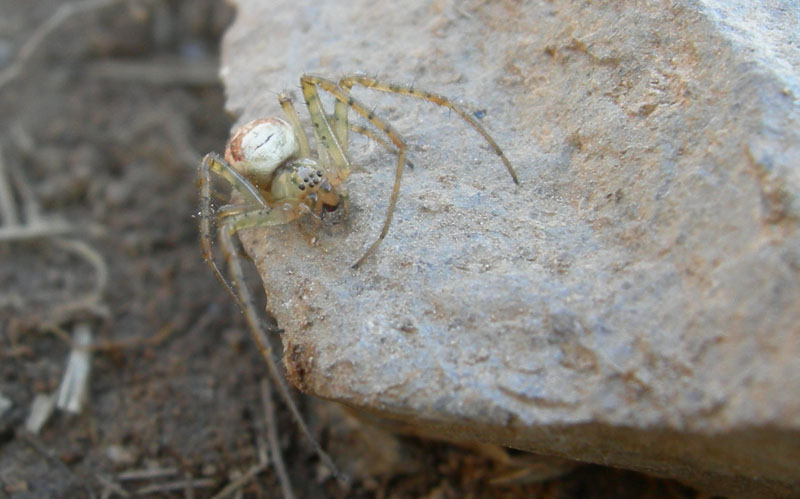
[278,93,311,158]
[201,152,347,483]
[215,214,346,484]
[331,75,411,164]
[340,119,414,169]
[215,203,249,219]
[199,152,264,309]
[339,74,519,184]
[299,75,352,182]
[300,74,410,268]
[201,152,268,209]
[331,77,352,154]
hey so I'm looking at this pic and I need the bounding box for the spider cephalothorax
[198,73,519,489]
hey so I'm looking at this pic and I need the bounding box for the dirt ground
[0,1,703,497]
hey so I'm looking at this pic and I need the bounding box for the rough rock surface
[220,0,800,496]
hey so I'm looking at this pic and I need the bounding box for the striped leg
[299,75,352,181]
[198,152,268,308]
[300,74,410,268]
[216,217,345,484]
[278,93,312,158]
[199,152,346,485]
[342,120,414,169]
[338,74,519,184]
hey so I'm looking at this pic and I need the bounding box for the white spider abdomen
[225,118,299,187]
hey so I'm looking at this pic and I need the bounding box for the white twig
[24,392,56,434]
[55,238,110,302]
[0,392,14,418]
[56,322,93,413]
[0,221,74,241]
[117,467,179,481]
[135,478,216,495]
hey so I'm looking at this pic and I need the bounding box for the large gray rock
[220,0,800,496]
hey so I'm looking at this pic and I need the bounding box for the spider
[198,73,519,487]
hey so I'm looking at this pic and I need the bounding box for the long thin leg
[217,219,347,484]
[300,74,410,268]
[199,153,305,306]
[331,76,352,153]
[201,152,347,483]
[332,101,347,155]
[199,153,264,309]
[344,121,414,169]
[299,76,351,180]
[201,152,268,209]
[339,74,519,185]
[278,93,311,158]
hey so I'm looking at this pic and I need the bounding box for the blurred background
[0,1,700,497]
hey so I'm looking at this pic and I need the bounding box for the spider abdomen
[225,118,299,188]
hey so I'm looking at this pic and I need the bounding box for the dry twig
[0,145,20,225]
[0,0,133,89]
[210,463,269,499]
[19,432,93,496]
[134,477,216,495]
[117,467,179,481]
[55,322,94,413]
[86,58,221,86]
[262,378,295,499]
[95,473,131,498]
[211,376,295,499]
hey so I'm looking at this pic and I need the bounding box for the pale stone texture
[220,0,800,496]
